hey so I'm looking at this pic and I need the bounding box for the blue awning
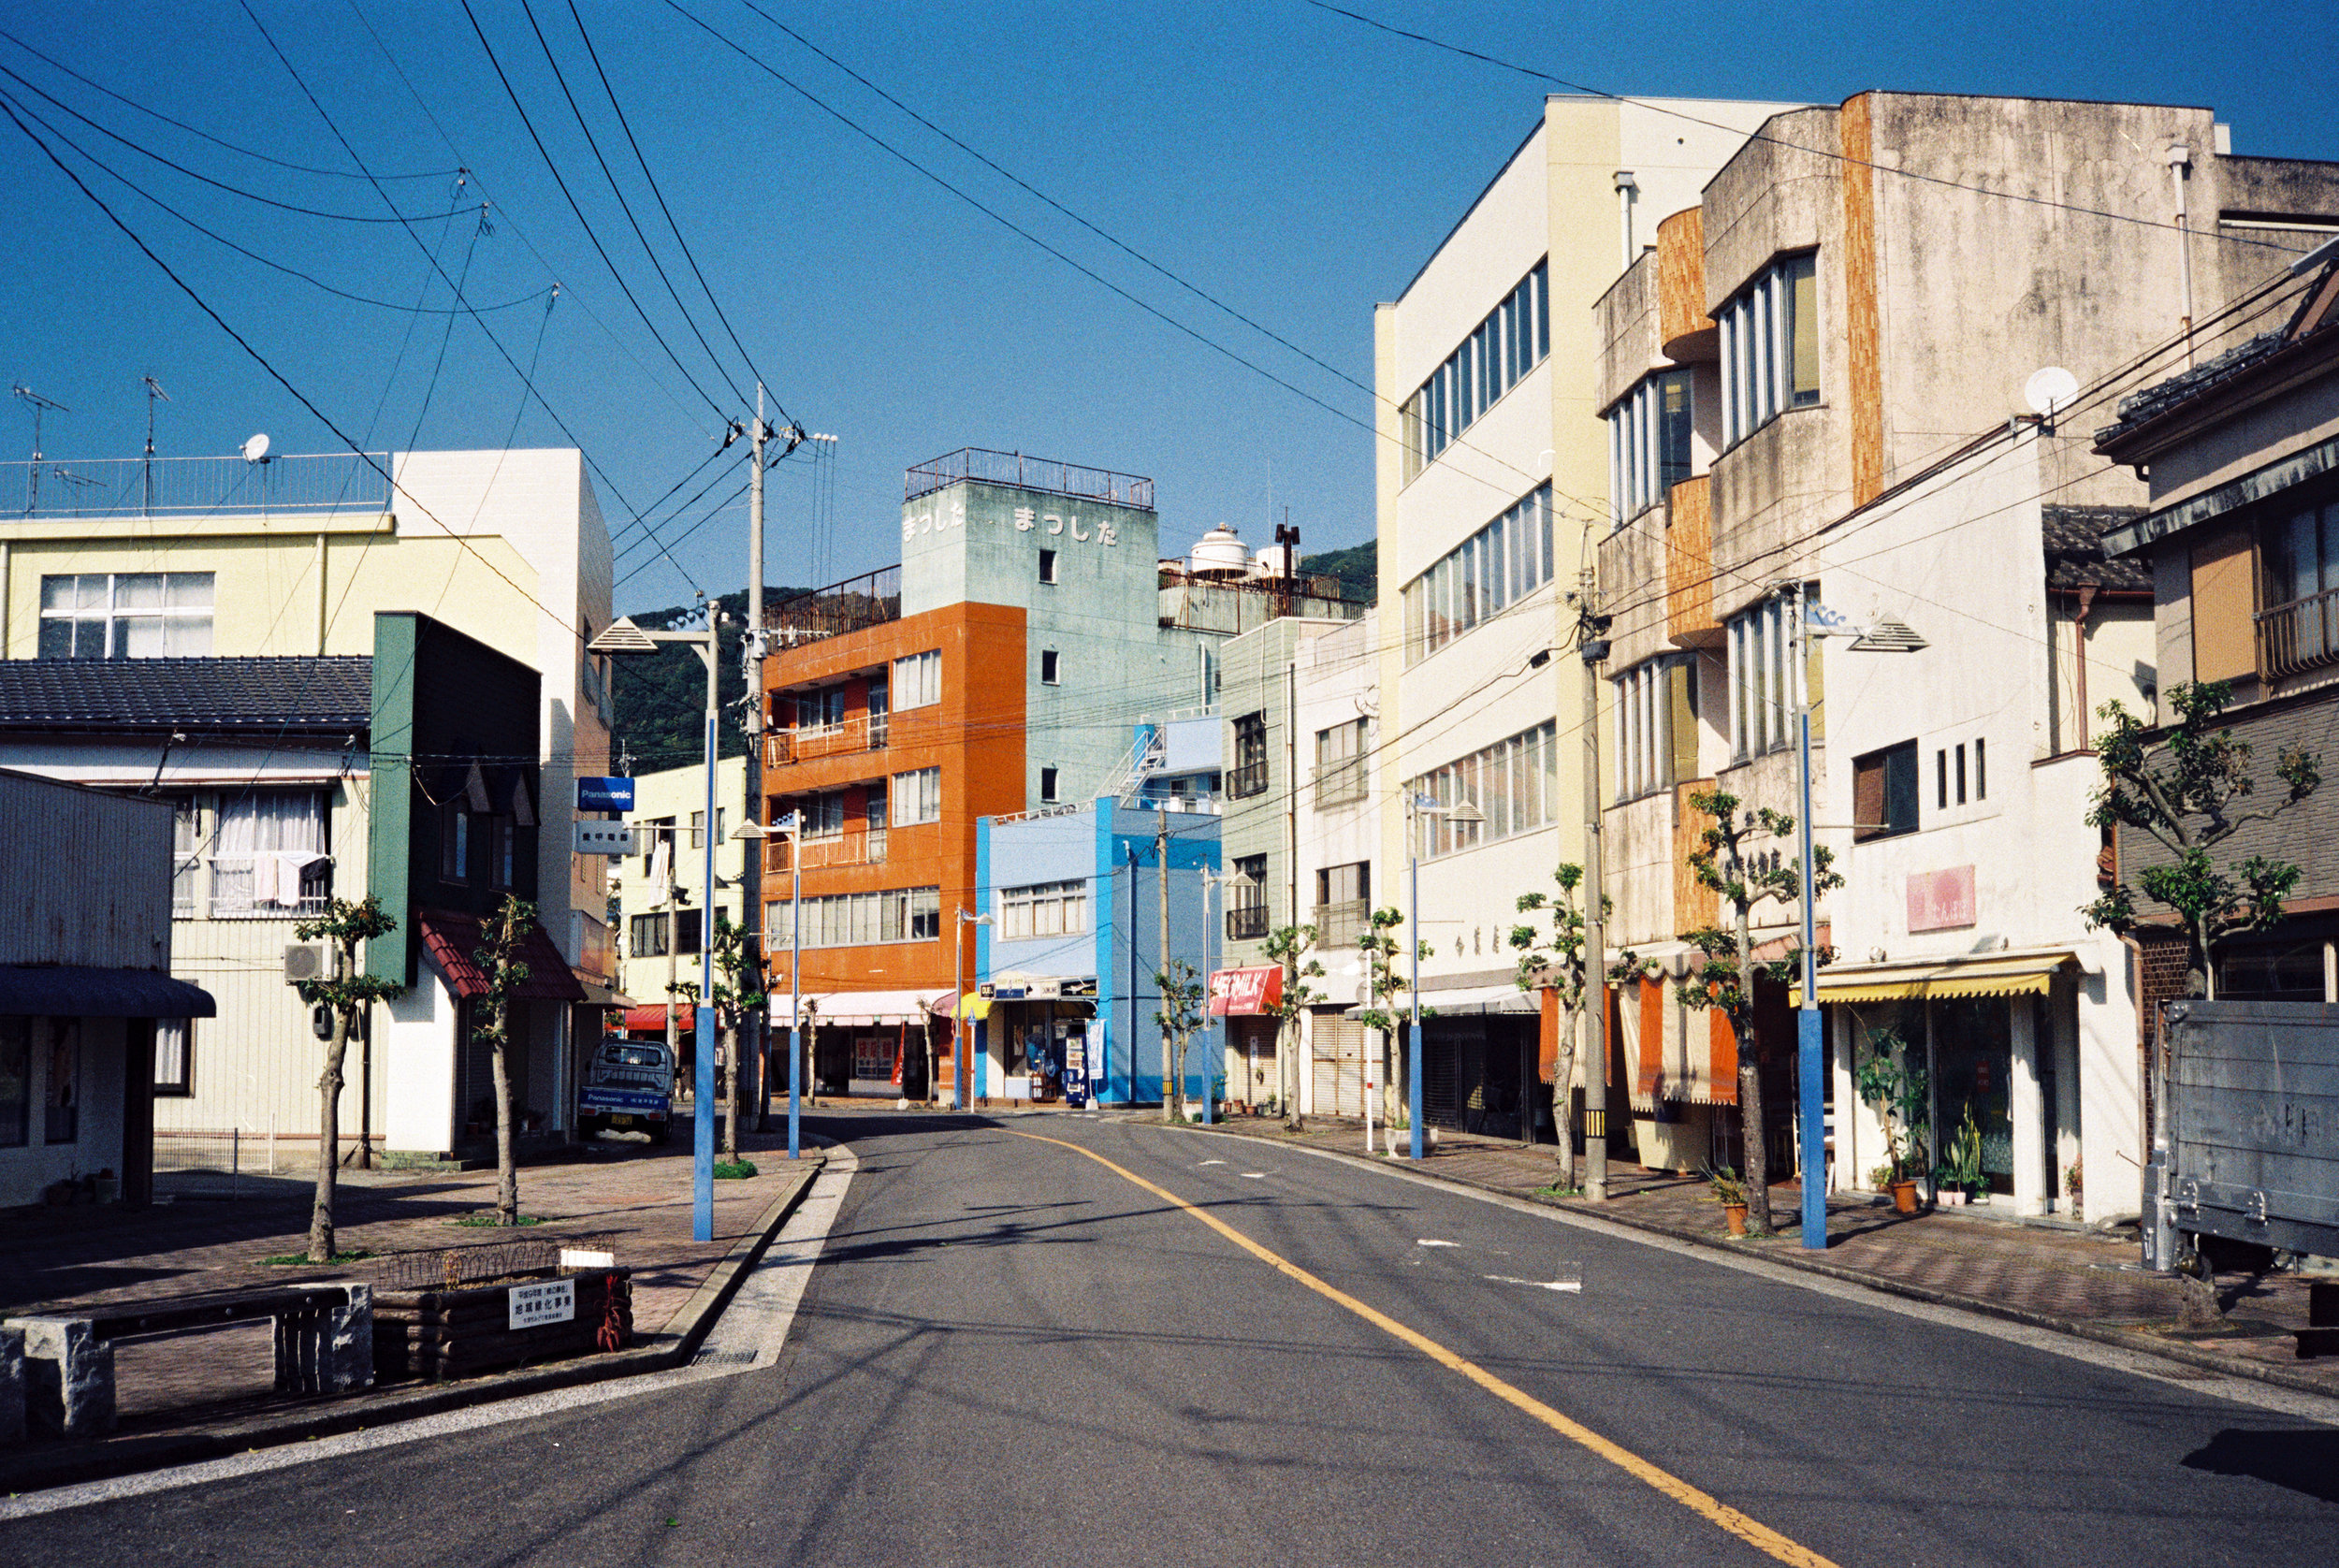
[0,966,218,1018]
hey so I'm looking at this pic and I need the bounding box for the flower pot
[1722,1202,1749,1237]
[1889,1180,1919,1215]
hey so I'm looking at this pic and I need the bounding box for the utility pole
[1284,655,1300,1126]
[1576,566,1612,1201]
[745,387,768,1132]
[1157,807,1174,1118]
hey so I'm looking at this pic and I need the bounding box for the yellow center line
[1011,1129,1840,1568]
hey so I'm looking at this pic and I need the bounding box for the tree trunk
[923,1016,937,1107]
[308,1010,349,1263]
[2192,917,2216,999]
[721,1021,741,1162]
[1550,1006,1578,1183]
[1734,904,1773,1236]
[1163,1029,1184,1124]
[1280,1009,1302,1131]
[490,999,518,1226]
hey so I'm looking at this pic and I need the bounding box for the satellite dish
[2024,367,2080,417]
[241,431,272,463]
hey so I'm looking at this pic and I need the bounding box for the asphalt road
[5,1111,2336,1566]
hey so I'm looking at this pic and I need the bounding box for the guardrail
[764,565,900,647]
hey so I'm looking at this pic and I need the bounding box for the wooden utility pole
[745,387,767,1130]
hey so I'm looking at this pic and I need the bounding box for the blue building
[975,795,1221,1106]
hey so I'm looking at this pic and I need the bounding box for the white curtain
[212,791,327,910]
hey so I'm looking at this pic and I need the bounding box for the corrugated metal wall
[0,770,172,967]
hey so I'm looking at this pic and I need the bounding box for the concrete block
[5,1316,115,1436]
[274,1285,374,1396]
[0,1326,23,1445]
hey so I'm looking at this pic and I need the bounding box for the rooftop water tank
[1251,544,1295,579]
[1188,525,1248,580]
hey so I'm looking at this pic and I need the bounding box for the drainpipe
[2072,585,2099,751]
[1614,170,1639,273]
[2167,143,2195,369]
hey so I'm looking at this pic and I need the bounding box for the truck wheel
[579,1115,603,1140]
[651,1123,673,1146]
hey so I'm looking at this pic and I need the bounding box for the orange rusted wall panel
[1656,205,1716,360]
[1665,476,1721,647]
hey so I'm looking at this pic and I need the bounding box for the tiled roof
[2099,329,2289,441]
[417,909,586,1002]
[0,656,372,731]
[2041,506,2152,592]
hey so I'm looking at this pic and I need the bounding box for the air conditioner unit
[283,942,331,985]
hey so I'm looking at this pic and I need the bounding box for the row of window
[1401,484,1556,665]
[1414,719,1560,859]
[1850,735,1989,840]
[628,907,703,959]
[999,880,1090,940]
[1402,261,1550,482]
[1719,253,1820,448]
[38,572,214,660]
[764,886,942,948]
[1614,658,1696,804]
[1608,370,1693,522]
[1728,593,1812,762]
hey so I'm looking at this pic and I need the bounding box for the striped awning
[1791,951,2073,1006]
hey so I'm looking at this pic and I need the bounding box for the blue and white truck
[579,1038,676,1144]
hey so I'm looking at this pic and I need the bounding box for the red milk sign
[1209,966,1284,1017]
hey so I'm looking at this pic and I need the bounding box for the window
[1728,597,1794,760]
[1411,720,1560,858]
[171,796,202,917]
[1402,484,1555,664]
[1229,713,1270,798]
[1938,748,1949,810]
[45,1019,79,1144]
[1040,649,1060,685]
[1719,253,1819,448]
[891,766,941,826]
[37,572,214,659]
[1614,659,1692,803]
[1607,369,1693,522]
[1315,718,1369,805]
[1315,861,1370,907]
[1228,854,1270,940]
[892,649,941,709]
[0,1018,28,1147]
[1975,737,1986,801]
[1039,766,1059,804]
[213,790,328,915]
[154,1019,193,1096]
[1402,260,1548,480]
[676,907,703,956]
[2260,499,2339,676]
[489,812,516,891]
[1039,549,1058,584]
[866,678,890,747]
[764,886,942,948]
[1853,741,1920,840]
[1000,880,1089,939]
[1955,745,1968,806]
[442,801,472,885]
[630,912,670,958]
[640,818,673,878]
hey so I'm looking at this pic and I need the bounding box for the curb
[1174,1121,2339,1403]
[0,1154,827,1496]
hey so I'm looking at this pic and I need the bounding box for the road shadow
[2181,1429,2339,1504]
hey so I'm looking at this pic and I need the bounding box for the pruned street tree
[1674,788,1841,1237]
[292,896,405,1263]
[2084,680,2320,997]
[671,911,766,1161]
[1263,922,1328,1129]
[1153,956,1208,1124]
[1510,864,1600,1183]
[1355,907,1430,1130]
[470,895,539,1227]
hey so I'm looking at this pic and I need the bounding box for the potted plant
[1946,1108,1987,1205]
[1855,1028,1930,1215]
[1708,1166,1751,1236]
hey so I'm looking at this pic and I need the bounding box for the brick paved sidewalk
[1,1122,817,1424]
[1174,1112,2339,1395]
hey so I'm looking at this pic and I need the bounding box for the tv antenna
[11,384,66,515]
[142,375,170,514]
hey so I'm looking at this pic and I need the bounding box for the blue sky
[2,1,2332,616]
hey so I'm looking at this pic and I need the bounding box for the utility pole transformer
[1577,566,1611,1202]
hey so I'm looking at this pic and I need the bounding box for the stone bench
[3,1283,372,1438]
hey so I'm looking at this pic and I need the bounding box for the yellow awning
[951,992,993,1022]
[1792,951,2072,1007]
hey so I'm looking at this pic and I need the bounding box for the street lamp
[589,609,722,1244]
[1789,591,1925,1251]
[1405,792,1484,1160]
[954,907,994,1110]
[734,813,802,1160]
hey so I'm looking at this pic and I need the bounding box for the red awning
[1209,965,1283,1017]
[619,1003,692,1034]
[416,909,587,1003]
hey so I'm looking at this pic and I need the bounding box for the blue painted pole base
[1797,1005,1826,1250]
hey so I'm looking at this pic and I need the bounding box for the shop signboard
[1209,965,1284,1017]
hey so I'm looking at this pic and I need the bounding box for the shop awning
[944,992,991,1023]
[1791,951,2074,1006]
[0,965,216,1019]
[1343,982,1539,1020]
[771,990,943,1026]
[576,979,633,1009]
[416,910,586,1002]
[619,1003,690,1034]
[1209,966,1283,1017]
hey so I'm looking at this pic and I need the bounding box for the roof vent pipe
[1614,170,1639,273]
[2167,142,2196,369]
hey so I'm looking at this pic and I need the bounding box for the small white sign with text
[509,1277,576,1330]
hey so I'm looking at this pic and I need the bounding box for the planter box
[373,1269,632,1383]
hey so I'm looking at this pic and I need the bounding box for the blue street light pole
[1790,583,1826,1252]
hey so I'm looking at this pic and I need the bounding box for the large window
[892,649,941,708]
[1315,718,1369,806]
[891,767,941,826]
[629,911,669,958]
[1229,713,1270,798]
[214,790,328,916]
[1402,484,1556,664]
[1315,861,1371,946]
[2260,498,2339,676]
[1729,597,1793,761]
[1720,253,1819,448]
[38,572,214,659]
[1402,261,1549,481]
[1413,720,1560,858]
[1000,880,1090,940]
[1615,659,1693,803]
[1228,854,1270,940]
[1608,370,1693,522]
[765,886,941,948]
[171,797,202,917]
[1853,741,1920,840]
[154,1019,193,1096]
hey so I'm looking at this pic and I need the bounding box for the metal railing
[205,856,331,919]
[904,447,1155,510]
[1313,899,1371,948]
[764,565,901,647]
[3,453,390,517]
[1227,760,1271,800]
[765,830,887,873]
[765,714,886,767]
[1226,903,1271,941]
[2258,587,2339,679]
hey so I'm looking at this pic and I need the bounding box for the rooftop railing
[763,564,901,647]
[2,453,391,517]
[905,447,1154,511]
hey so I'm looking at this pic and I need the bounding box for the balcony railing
[765,714,886,767]
[904,447,1155,510]
[765,830,887,874]
[764,565,901,649]
[1227,760,1271,800]
[1313,899,1370,949]
[1313,760,1368,807]
[1226,903,1271,942]
[205,855,332,920]
[2258,588,2339,679]
[2,452,390,518]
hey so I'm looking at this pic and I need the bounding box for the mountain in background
[609,586,807,776]
[1303,540,1375,603]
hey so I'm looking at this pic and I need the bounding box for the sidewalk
[1,1123,821,1439]
[1175,1113,2339,1397]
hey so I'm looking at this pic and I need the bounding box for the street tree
[1354,907,1431,1130]
[291,896,405,1263]
[1153,956,1208,1124]
[2084,680,2320,997]
[1262,922,1328,1129]
[1509,864,1600,1182]
[470,895,540,1227]
[670,911,766,1161]
[1674,788,1841,1237]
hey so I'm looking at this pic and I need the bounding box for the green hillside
[1303,540,1375,603]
